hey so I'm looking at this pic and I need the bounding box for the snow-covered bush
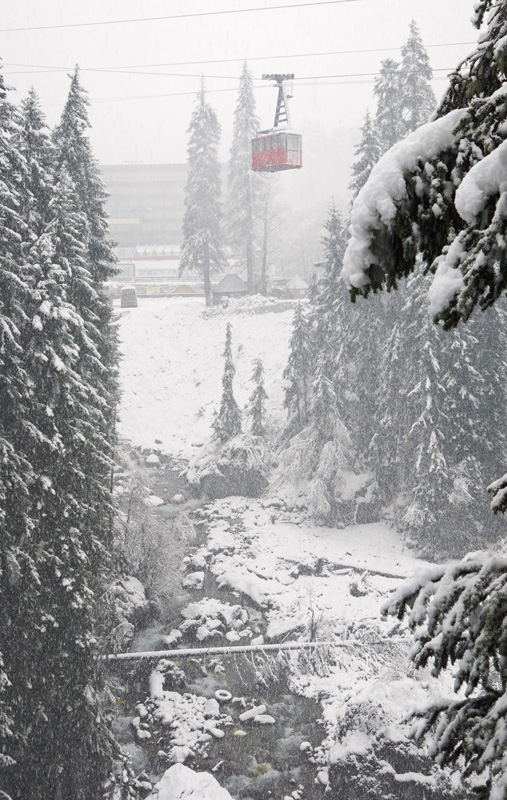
[185,433,270,499]
[274,423,376,526]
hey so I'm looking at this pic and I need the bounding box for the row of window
[252,133,302,153]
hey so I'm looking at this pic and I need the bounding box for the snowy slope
[117,297,293,458]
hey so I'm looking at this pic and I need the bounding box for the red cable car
[252,73,302,173]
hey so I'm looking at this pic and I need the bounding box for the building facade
[101,163,188,249]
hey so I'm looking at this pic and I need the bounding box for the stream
[109,452,328,799]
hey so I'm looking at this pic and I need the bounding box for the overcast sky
[3,0,478,167]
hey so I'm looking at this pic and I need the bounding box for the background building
[101,163,188,249]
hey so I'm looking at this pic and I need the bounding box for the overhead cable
[1,0,366,34]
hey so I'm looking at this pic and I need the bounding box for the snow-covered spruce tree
[349,110,381,199]
[373,58,403,154]
[213,323,242,443]
[53,67,119,539]
[375,270,507,558]
[0,65,38,783]
[8,200,116,800]
[180,84,226,306]
[4,112,120,800]
[248,358,268,437]
[283,303,313,436]
[343,2,507,795]
[399,20,436,138]
[226,62,261,293]
[16,87,55,237]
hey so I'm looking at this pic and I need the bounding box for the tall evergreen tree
[248,358,268,437]
[349,110,381,199]
[375,271,507,557]
[399,21,436,137]
[0,69,121,799]
[345,2,507,793]
[180,84,225,306]
[213,323,242,443]
[283,304,313,435]
[0,63,36,784]
[16,87,54,238]
[227,62,261,293]
[373,59,403,153]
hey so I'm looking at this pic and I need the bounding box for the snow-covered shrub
[185,433,270,499]
[274,423,376,526]
[328,681,464,800]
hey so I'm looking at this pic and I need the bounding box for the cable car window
[278,133,287,150]
[287,134,300,150]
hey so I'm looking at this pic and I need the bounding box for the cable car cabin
[252,131,302,172]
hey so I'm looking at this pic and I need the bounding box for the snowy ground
[117,296,294,458]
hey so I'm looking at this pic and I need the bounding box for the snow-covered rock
[147,763,234,800]
[146,453,161,466]
[144,494,165,506]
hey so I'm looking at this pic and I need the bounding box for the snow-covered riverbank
[116,297,457,799]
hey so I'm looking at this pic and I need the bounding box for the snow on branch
[342,109,466,294]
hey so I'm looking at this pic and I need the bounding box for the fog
[4,0,476,213]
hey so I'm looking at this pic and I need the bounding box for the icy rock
[317,769,329,785]
[299,741,312,752]
[233,729,247,737]
[135,729,152,741]
[208,727,225,739]
[171,493,186,504]
[225,631,241,642]
[251,635,264,646]
[144,494,164,507]
[182,571,205,590]
[164,629,182,646]
[239,704,266,722]
[169,745,195,764]
[147,763,235,799]
[204,698,220,718]
[136,704,149,719]
[254,714,275,725]
[146,453,160,466]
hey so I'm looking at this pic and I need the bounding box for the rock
[204,698,220,718]
[254,714,276,725]
[144,494,164,506]
[147,763,235,799]
[171,493,186,504]
[182,571,204,590]
[146,453,160,466]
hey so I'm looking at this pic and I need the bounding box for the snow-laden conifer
[399,21,436,137]
[283,303,313,436]
[248,358,268,437]
[345,2,507,792]
[227,62,261,293]
[373,59,403,154]
[349,110,381,199]
[180,84,226,306]
[375,271,507,557]
[0,65,36,780]
[16,88,54,238]
[53,67,116,288]
[213,323,242,443]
